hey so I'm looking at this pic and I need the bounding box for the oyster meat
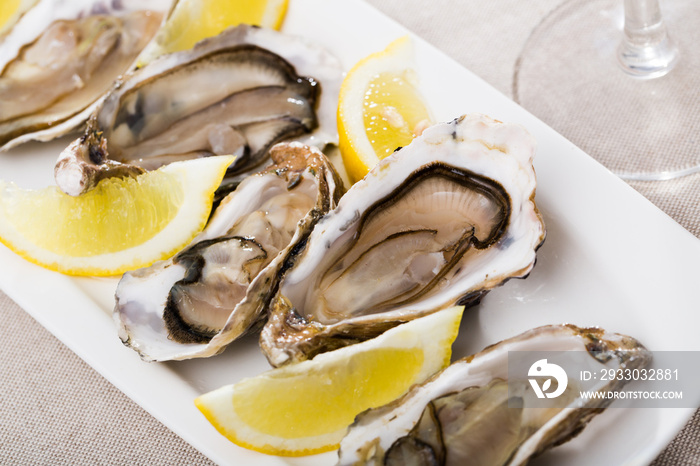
[54,24,343,196]
[114,142,344,361]
[261,114,546,366]
[338,324,652,466]
[0,0,170,150]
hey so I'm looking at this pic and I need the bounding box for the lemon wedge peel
[337,36,432,183]
[260,0,288,30]
[0,155,234,276]
[194,306,464,456]
[138,0,289,65]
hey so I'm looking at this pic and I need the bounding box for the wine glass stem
[618,0,679,78]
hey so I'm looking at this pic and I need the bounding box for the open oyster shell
[54,24,342,196]
[338,324,651,466]
[260,114,546,367]
[113,142,344,362]
[0,0,170,150]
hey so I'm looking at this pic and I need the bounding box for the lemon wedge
[0,0,37,35]
[0,155,233,276]
[337,36,432,184]
[195,306,463,456]
[138,0,288,64]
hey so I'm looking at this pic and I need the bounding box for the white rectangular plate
[1,0,699,464]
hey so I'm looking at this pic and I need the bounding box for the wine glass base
[615,163,700,181]
[618,36,679,79]
[513,0,700,180]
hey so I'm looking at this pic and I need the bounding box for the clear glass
[618,0,678,78]
[513,0,700,181]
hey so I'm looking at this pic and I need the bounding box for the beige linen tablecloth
[2,0,699,464]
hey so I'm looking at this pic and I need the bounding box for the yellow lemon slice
[195,306,463,456]
[337,36,432,184]
[139,0,288,65]
[0,155,234,276]
[0,0,38,36]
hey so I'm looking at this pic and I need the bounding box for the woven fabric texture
[0,292,215,466]
[1,0,698,464]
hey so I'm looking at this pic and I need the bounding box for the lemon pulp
[0,155,233,276]
[151,0,287,58]
[364,72,431,160]
[2,174,182,257]
[232,348,423,438]
[194,306,463,456]
[337,36,432,184]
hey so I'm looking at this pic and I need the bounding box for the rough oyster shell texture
[114,143,344,361]
[338,324,651,466]
[261,114,546,367]
[0,0,170,150]
[96,24,340,171]
[54,24,343,196]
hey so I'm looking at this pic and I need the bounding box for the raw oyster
[55,24,342,196]
[261,114,546,366]
[338,324,652,466]
[114,142,344,361]
[0,0,170,150]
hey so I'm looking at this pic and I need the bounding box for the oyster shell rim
[261,114,547,367]
[337,323,652,466]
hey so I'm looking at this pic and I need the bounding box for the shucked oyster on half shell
[260,114,546,367]
[114,143,344,362]
[54,24,343,197]
[337,324,651,466]
[0,0,171,150]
